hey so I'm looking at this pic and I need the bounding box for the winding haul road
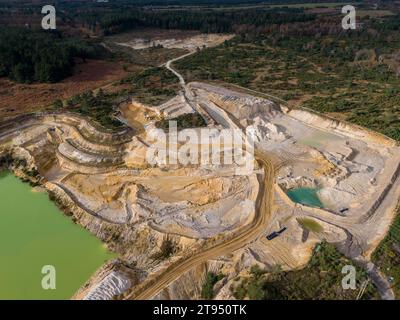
[127,153,275,300]
[125,51,396,300]
[123,53,277,300]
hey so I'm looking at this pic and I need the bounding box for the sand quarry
[111,29,234,51]
[0,31,399,299]
[1,80,399,300]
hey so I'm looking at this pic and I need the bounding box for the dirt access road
[126,49,396,299]
[122,51,278,299]
[126,152,275,299]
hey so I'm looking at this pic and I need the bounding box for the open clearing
[108,28,234,51]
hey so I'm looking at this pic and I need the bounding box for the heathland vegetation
[175,13,400,140]
[155,113,207,130]
[60,89,124,129]
[119,67,180,105]
[372,206,400,298]
[232,242,378,300]
[1,2,399,141]
[55,67,180,129]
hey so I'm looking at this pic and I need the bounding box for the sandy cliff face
[0,109,260,299]
[288,109,398,149]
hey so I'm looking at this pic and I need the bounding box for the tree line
[75,7,315,35]
[0,27,101,83]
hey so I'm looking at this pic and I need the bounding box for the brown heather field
[0,59,138,120]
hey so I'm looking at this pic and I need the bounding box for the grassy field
[232,242,378,300]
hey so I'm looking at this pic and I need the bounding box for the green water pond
[0,172,115,300]
[286,187,324,208]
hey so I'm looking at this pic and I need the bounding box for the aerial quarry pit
[1,35,399,301]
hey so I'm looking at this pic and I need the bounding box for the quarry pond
[286,187,324,208]
[0,172,115,300]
